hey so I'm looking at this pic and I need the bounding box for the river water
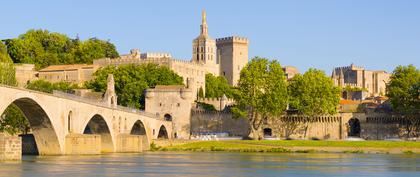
[0,152,419,177]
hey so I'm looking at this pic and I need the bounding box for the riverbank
[154,140,420,154]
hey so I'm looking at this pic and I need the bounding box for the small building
[283,66,299,80]
[38,64,99,85]
[14,64,38,87]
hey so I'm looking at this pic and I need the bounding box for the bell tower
[192,10,218,75]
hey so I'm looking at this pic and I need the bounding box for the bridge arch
[0,97,61,155]
[130,119,150,150]
[157,125,169,139]
[83,114,114,152]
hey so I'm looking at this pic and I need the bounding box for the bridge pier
[116,134,143,153]
[65,134,101,155]
[0,133,21,161]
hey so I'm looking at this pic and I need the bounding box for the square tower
[216,36,249,86]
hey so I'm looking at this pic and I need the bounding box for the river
[0,152,419,177]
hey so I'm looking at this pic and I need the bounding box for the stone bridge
[0,77,175,155]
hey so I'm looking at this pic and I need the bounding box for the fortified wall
[191,109,249,137]
[197,95,235,111]
[190,110,412,140]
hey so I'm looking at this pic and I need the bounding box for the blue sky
[1,0,419,73]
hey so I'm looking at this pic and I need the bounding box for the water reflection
[0,152,419,177]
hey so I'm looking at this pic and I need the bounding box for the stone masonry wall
[0,133,22,161]
[191,110,249,136]
[116,134,143,153]
[65,134,101,155]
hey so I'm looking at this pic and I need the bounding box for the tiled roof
[154,85,185,89]
[339,99,361,105]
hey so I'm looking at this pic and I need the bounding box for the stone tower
[192,10,219,75]
[144,85,193,139]
[339,68,345,87]
[216,36,249,86]
[103,74,118,108]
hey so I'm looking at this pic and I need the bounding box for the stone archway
[0,98,62,155]
[263,128,272,137]
[157,125,168,139]
[83,114,114,152]
[348,118,361,137]
[130,120,149,150]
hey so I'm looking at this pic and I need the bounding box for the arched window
[111,96,115,105]
[68,111,73,132]
[164,114,173,121]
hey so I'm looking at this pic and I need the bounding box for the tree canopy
[1,42,26,135]
[289,68,340,117]
[0,42,17,86]
[25,80,79,93]
[288,68,340,138]
[386,65,420,115]
[0,42,12,63]
[205,73,235,98]
[85,64,184,109]
[0,104,29,135]
[4,29,119,69]
[232,57,288,139]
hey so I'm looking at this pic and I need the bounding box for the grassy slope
[159,140,420,154]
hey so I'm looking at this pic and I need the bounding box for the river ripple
[0,152,419,177]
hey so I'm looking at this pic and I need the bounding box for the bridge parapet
[53,90,162,119]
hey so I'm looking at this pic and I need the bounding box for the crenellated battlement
[333,64,365,73]
[198,97,235,103]
[216,36,249,44]
[140,52,172,59]
[171,58,204,67]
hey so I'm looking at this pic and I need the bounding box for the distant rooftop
[39,64,96,72]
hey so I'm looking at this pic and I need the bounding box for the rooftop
[39,64,97,72]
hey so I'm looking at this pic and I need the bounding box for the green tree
[205,73,234,98]
[0,104,30,135]
[0,42,26,135]
[74,38,119,64]
[0,42,17,86]
[0,41,12,62]
[232,57,288,139]
[85,64,183,109]
[386,65,420,138]
[198,87,204,99]
[288,68,340,138]
[387,65,420,114]
[26,80,78,93]
[4,29,119,69]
